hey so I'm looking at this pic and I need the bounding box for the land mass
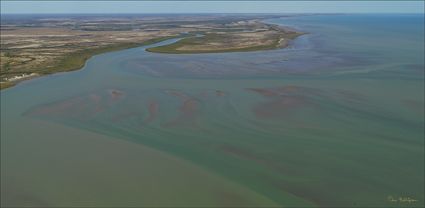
[147,24,303,54]
[0,14,304,89]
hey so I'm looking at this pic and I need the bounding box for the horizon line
[2,12,424,14]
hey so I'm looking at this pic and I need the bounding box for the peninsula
[0,14,303,89]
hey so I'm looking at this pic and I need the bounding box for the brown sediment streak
[24,96,84,117]
[89,94,102,103]
[218,145,262,161]
[253,97,307,118]
[25,89,127,120]
[276,85,308,95]
[248,85,318,97]
[165,89,189,100]
[25,92,107,119]
[215,90,226,97]
[108,89,124,102]
[247,88,279,97]
[218,145,299,176]
[181,99,198,117]
[197,89,226,99]
[68,93,104,119]
[144,101,159,123]
[88,93,104,115]
[164,98,199,127]
[246,85,317,119]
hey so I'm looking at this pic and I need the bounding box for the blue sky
[1,1,424,14]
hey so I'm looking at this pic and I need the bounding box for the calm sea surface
[1,14,424,207]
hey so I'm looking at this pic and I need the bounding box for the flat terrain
[0,14,301,89]
[1,14,424,207]
[146,22,303,53]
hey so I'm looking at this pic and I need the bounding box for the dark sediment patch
[164,98,199,127]
[88,93,104,114]
[196,89,226,99]
[180,99,198,119]
[89,93,102,103]
[162,89,200,127]
[23,96,85,117]
[246,88,279,97]
[217,145,299,176]
[247,86,319,119]
[215,90,226,97]
[144,101,159,124]
[247,85,311,97]
[275,85,305,94]
[165,89,189,100]
[218,145,263,161]
[108,89,125,104]
[253,96,308,118]
[24,90,118,120]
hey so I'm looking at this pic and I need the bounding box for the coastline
[0,36,178,90]
[0,21,305,91]
[146,24,305,54]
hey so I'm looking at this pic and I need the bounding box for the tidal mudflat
[1,14,424,207]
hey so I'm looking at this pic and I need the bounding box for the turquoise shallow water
[1,14,424,207]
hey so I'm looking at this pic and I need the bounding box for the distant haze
[1,1,424,14]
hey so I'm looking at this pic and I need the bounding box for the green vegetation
[1,52,12,73]
[35,36,178,75]
[0,15,302,91]
[0,81,15,90]
[0,30,302,90]
[146,32,303,54]
[0,36,178,90]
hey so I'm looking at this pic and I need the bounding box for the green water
[1,14,424,207]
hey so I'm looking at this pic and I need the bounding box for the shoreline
[1,20,305,91]
[146,23,305,54]
[0,36,178,90]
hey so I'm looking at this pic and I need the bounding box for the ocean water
[1,14,424,207]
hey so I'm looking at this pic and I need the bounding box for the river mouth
[1,14,424,207]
